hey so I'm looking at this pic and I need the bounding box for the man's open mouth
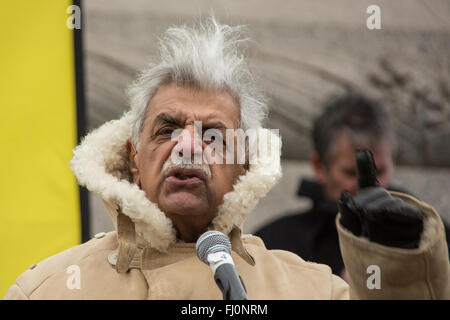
[164,167,207,185]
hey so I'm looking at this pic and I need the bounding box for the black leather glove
[338,150,423,249]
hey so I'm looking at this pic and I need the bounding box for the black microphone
[196,230,248,300]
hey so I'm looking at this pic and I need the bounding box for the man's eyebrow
[152,114,230,131]
[153,113,183,127]
[203,121,228,131]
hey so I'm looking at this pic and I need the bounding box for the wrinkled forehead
[143,83,241,130]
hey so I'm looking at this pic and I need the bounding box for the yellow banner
[0,1,81,297]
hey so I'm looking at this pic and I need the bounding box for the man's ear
[126,140,140,186]
[310,151,327,185]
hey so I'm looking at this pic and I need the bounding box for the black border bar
[73,0,90,243]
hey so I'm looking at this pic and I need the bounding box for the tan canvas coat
[4,114,450,300]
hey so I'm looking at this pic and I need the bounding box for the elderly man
[4,18,449,300]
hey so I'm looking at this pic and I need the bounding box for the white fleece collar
[70,112,282,252]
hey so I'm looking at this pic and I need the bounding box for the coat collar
[107,208,255,272]
[70,112,282,252]
[139,227,255,271]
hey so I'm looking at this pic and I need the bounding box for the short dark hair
[312,92,394,165]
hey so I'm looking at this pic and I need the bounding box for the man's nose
[173,125,203,164]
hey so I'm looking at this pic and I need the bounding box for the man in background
[256,92,450,279]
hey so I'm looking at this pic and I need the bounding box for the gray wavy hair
[126,17,268,150]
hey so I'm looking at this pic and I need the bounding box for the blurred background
[82,0,450,235]
[1,0,450,296]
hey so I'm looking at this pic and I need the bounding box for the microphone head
[196,230,232,264]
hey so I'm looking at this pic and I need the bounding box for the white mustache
[162,157,212,178]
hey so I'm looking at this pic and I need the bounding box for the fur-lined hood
[70,112,282,252]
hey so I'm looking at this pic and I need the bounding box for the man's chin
[159,192,211,216]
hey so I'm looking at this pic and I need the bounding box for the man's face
[314,134,393,202]
[129,83,245,241]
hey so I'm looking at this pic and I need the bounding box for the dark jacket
[255,178,450,276]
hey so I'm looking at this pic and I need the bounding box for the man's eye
[203,129,226,146]
[206,135,226,146]
[157,127,174,136]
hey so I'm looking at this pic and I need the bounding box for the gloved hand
[338,150,423,249]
